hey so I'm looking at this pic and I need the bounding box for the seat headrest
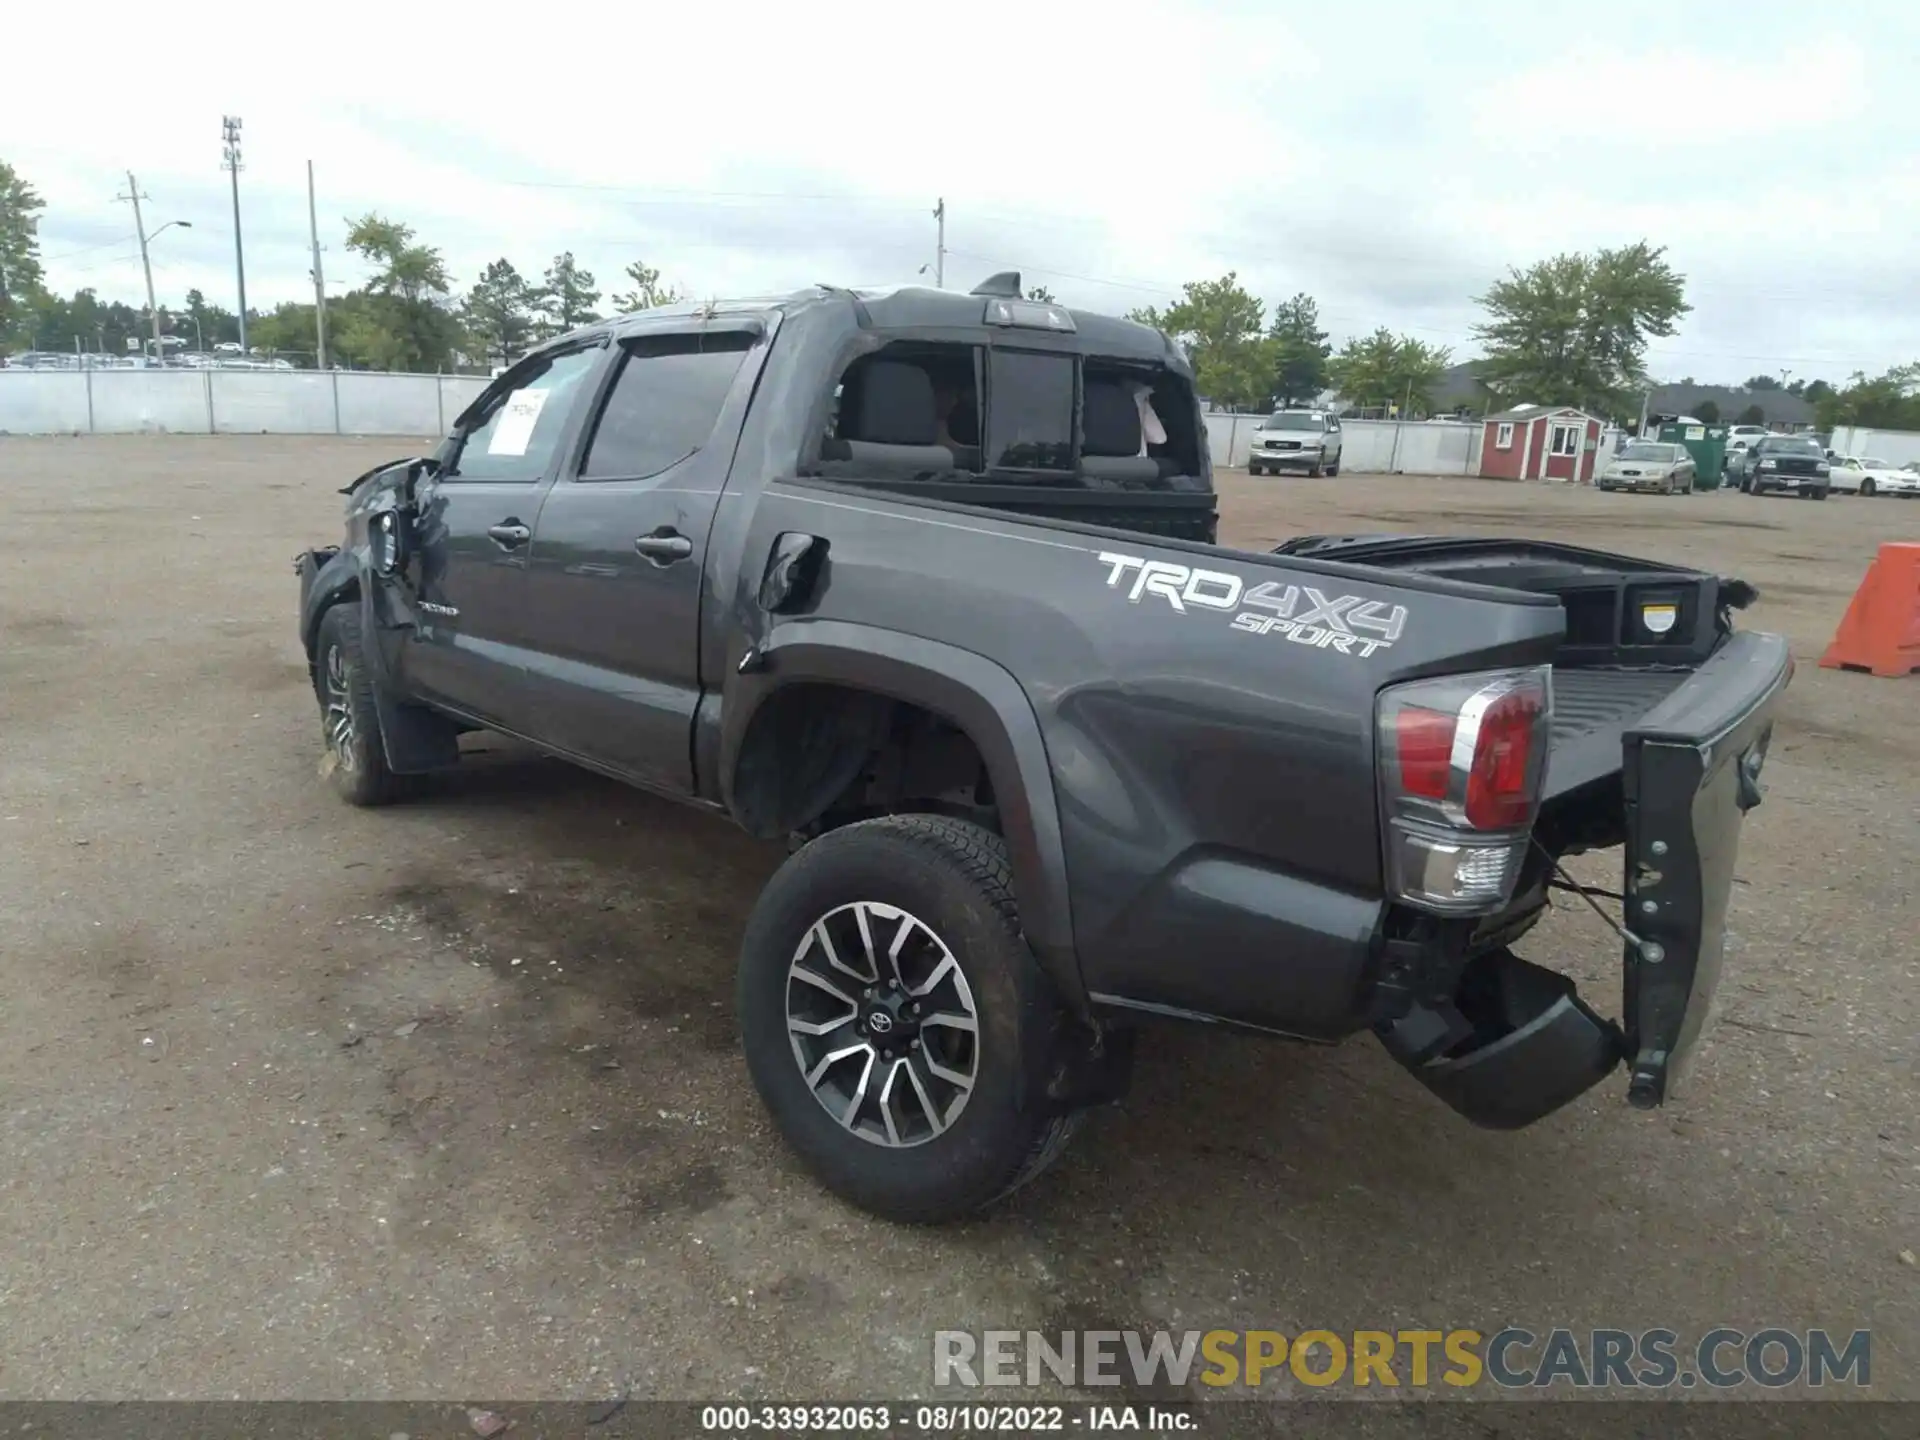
[844,361,938,446]
[1083,380,1143,457]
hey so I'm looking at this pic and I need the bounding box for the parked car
[1596,441,1696,494]
[1247,409,1342,476]
[1731,434,1830,498]
[295,280,1792,1223]
[1828,455,1920,498]
[1725,424,1768,448]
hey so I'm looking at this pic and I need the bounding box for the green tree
[1737,403,1766,426]
[1472,242,1689,413]
[1328,328,1452,414]
[1745,374,1782,391]
[1,160,47,351]
[1025,284,1057,302]
[343,213,460,371]
[609,259,682,312]
[1814,364,1920,431]
[1694,399,1721,425]
[1267,292,1331,407]
[1801,378,1835,405]
[245,302,317,363]
[1130,272,1271,410]
[462,258,537,366]
[535,251,599,337]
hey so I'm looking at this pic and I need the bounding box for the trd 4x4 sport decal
[1097,551,1409,659]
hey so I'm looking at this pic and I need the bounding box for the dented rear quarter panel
[726,481,1567,1037]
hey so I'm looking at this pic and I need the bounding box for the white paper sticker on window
[487,387,551,457]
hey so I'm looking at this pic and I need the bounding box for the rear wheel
[313,604,406,807]
[737,814,1083,1223]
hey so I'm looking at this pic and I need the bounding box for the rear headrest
[843,360,938,446]
[1083,380,1143,457]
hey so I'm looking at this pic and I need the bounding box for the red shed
[1480,405,1603,483]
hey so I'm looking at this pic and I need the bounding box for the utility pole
[223,116,248,353]
[932,197,946,288]
[307,159,327,369]
[118,171,165,362]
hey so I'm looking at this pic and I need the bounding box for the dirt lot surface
[2,437,1915,1405]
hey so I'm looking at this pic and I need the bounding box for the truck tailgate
[1620,629,1793,1108]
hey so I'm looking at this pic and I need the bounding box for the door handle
[486,522,531,549]
[634,530,694,565]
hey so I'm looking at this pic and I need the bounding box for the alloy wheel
[785,900,981,1148]
[322,643,357,771]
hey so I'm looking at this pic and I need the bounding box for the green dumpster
[1657,422,1729,489]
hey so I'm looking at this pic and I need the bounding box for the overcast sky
[9,0,1914,382]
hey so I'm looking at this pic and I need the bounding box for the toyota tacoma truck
[295,276,1792,1223]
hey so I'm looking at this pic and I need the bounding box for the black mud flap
[1620,629,1793,1108]
[1377,949,1624,1130]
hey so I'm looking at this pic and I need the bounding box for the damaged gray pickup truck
[296,276,1793,1223]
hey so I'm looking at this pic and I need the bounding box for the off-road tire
[313,603,406,807]
[738,814,1083,1223]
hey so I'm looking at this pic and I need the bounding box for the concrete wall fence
[7,373,1652,481]
[0,368,490,438]
[1202,412,1488,476]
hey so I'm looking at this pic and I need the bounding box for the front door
[1544,420,1583,480]
[520,327,761,794]
[402,344,605,729]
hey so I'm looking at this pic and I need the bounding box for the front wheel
[312,604,406,806]
[1861,479,1876,497]
[738,814,1083,1223]
[1326,458,1341,477]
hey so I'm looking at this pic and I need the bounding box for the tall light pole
[222,116,248,353]
[117,172,192,360]
[307,160,328,369]
[932,197,946,288]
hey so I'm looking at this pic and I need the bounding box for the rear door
[519,323,763,793]
[402,343,605,728]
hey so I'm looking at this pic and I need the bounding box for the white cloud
[7,0,1917,379]
[1472,42,1871,152]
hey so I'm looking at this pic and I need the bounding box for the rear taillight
[1376,667,1552,915]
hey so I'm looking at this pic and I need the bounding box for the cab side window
[579,332,754,480]
[450,347,600,481]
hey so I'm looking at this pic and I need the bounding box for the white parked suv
[1247,409,1343,476]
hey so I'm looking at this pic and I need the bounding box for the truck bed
[1545,668,1690,800]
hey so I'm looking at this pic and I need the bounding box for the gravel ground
[0,437,1914,1405]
